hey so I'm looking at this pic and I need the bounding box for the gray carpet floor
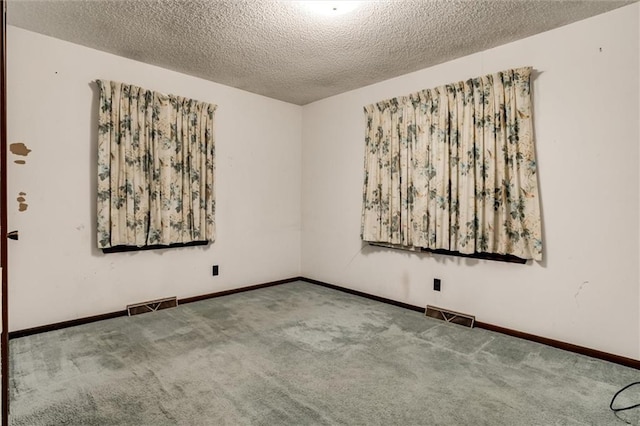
[8,281,640,425]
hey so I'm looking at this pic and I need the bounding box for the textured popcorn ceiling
[7,0,635,105]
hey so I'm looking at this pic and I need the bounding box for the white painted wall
[7,4,640,360]
[301,4,640,358]
[7,26,302,331]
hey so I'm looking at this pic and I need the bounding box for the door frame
[1,0,9,422]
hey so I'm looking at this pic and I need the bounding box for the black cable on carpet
[611,382,640,425]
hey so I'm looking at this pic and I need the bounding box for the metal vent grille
[425,305,475,328]
[127,297,178,316]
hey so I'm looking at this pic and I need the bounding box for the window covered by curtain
[96,80,217,249]
[361,67,542,260]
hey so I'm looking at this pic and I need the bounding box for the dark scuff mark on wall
[13,160,25,165]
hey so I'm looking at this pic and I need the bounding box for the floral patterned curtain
[96,80,216,249]
[361,67,542,260]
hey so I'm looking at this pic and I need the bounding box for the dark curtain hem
[102,240,209,254]
[366,242,527,264]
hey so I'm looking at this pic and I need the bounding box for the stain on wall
[10,142,31,165]
[9,142,31,157]
[16,193,28,212]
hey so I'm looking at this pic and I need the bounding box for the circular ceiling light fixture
[300,1,363,16]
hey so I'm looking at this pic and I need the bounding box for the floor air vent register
[425,305,475,328]
[127,297,178,316]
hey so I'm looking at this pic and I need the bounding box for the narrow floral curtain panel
[361,67,542,260]
[97,80,217,249]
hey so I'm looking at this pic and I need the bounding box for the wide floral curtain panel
[362,67,542,260]
[97,80,217,249]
